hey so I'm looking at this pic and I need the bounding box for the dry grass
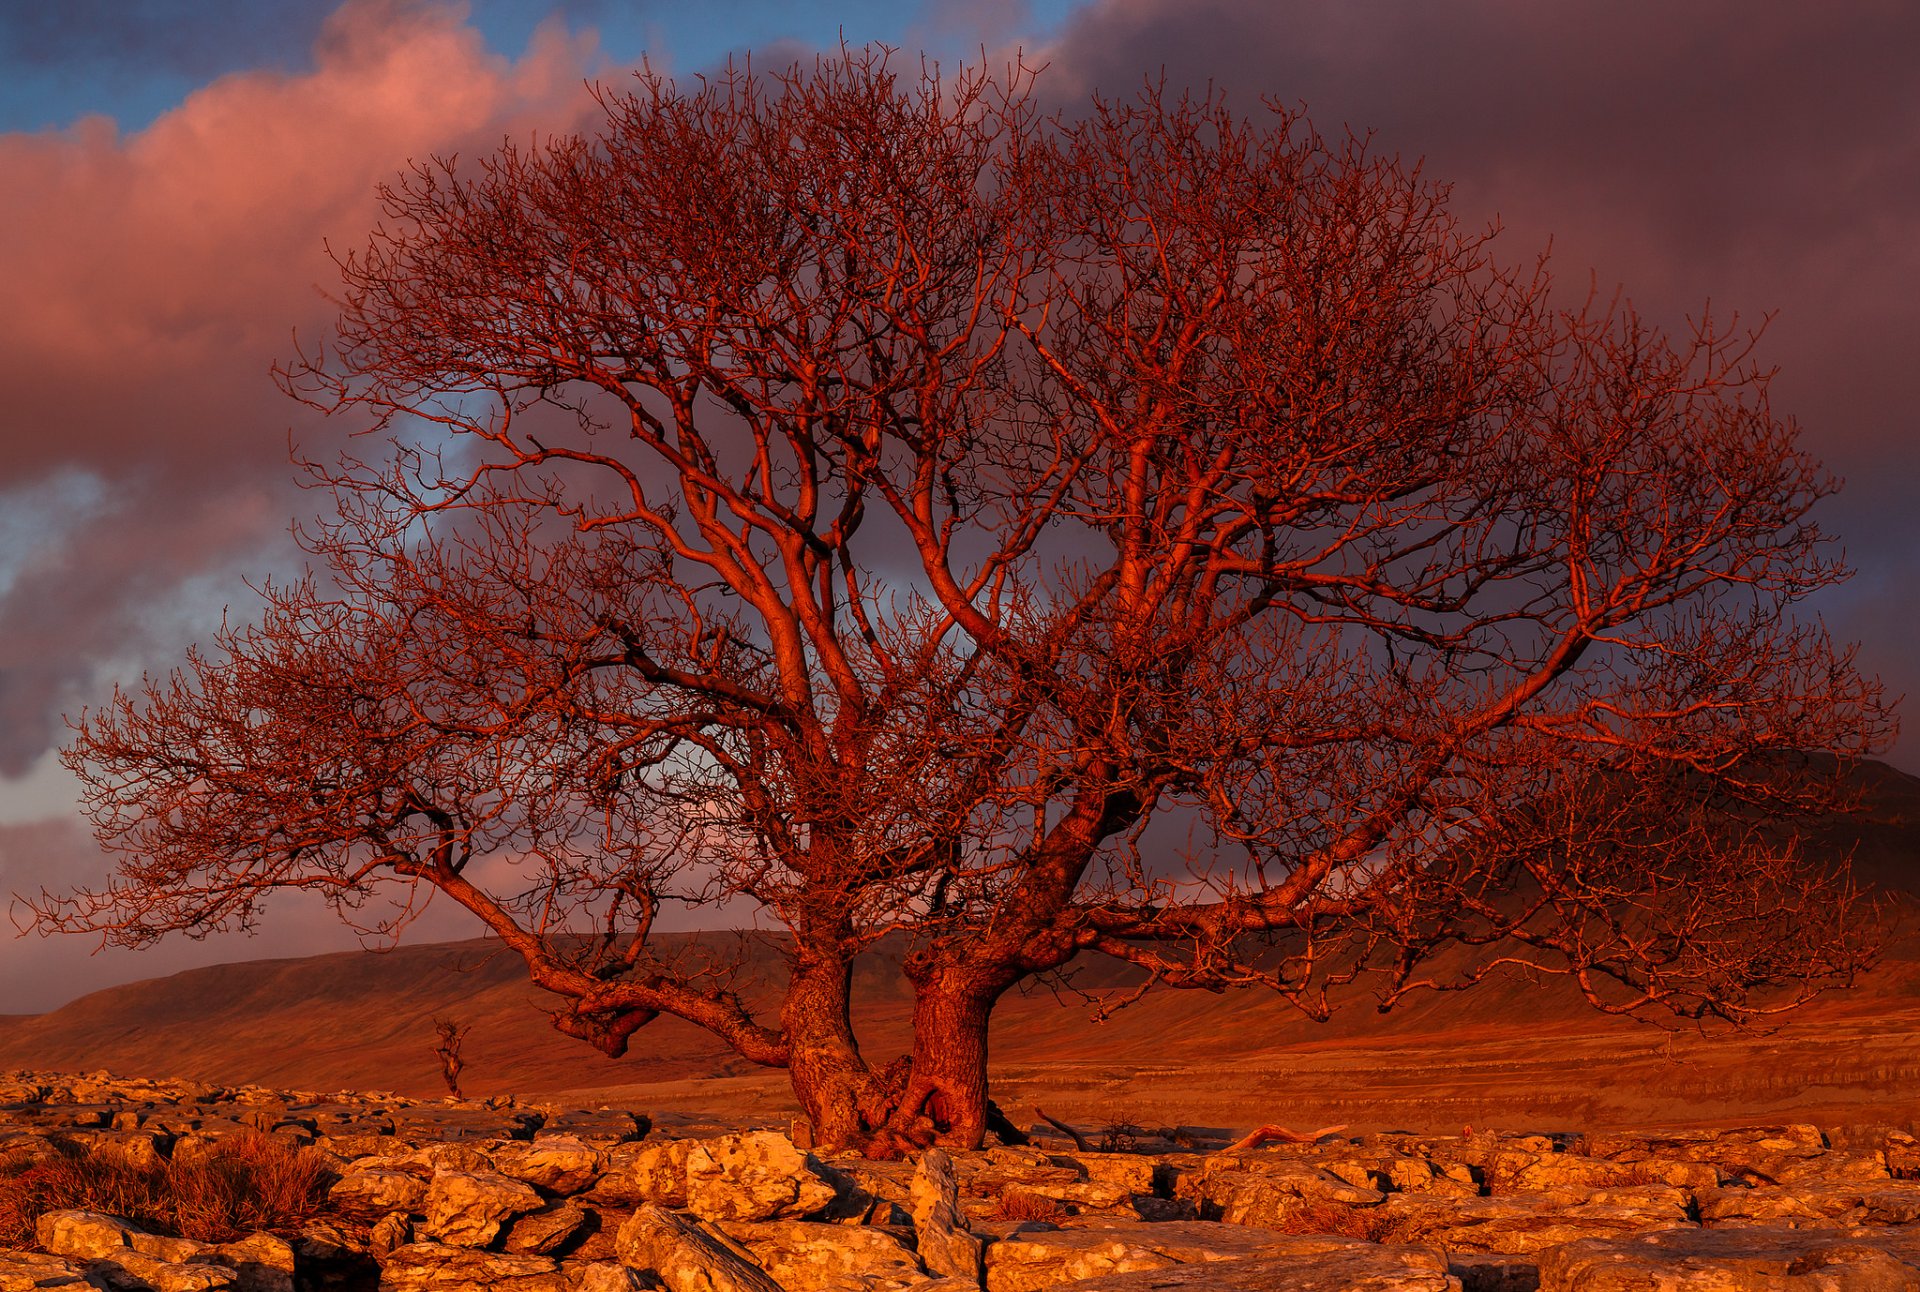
[1269,1200,1406,1243]
[989,1187,1070,1223]
[0,1133,336,1248]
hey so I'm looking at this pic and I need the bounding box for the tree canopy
[42,50,1891,1151]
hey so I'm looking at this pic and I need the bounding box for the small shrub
[989,1187,1069,1223]
[0,1133,335,1248]
[1272,1200,1404,1244]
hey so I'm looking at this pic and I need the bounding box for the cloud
[1038,0,1920,761]
[0,1,329,77]
[0,1,610,781]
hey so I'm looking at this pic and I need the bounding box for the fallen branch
[1222,1123,1349,1153]
[1031,1105,1091,1152]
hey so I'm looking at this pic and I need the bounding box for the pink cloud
[0,2,612,779]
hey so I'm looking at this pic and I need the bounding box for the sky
[0,0,1914,1013]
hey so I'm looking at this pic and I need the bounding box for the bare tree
[433,1018,470,1098]
[38,50,1891,1152]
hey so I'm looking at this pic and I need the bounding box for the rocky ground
[3,1070,1920,1291]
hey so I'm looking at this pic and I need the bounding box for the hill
[3,762,1916,1136]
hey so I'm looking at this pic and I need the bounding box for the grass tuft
[0,1133,336,1248]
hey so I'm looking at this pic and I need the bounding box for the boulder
[590,1138,697,1207]
[374,1243,568,1291]
[722,1220,929,1292]
[34,1210,144,1260]
[683,1132,839,1223]
[615,1205,783,1292]
[212,1233,296,1292]
[492,1137,607,1196]
[419,1168,546,1247]
[911,1147,984,1284]
[567,1262,652,1291]
[0,1250,95,1291]
[502,1200,594,1256]
[328,1166,430,1218]
[96,1253,241,1292]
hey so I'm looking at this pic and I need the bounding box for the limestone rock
[723,1220,929,1292]
[615,1205,783,1292]
[1181,1155,1384,1228]
[1536,1224,1920,1290]
[1379,1190,1687,1256]
[1698,1180,1920,1228]
[212,1233,296,1292]
[329,1166,430,1218]
[91,1251,240,1292]
[567,1262,651,1292]
[683,1132,839,1223]
[591,1138,697,1207]
[34,1209,142,1260]
[0,1250,94,1291]
[420,1168,545,1247]
[371,1212,413,1255]
[983,1221,1312,1292]
[911,1147,983,1284]
[1052,1239,1460,1291]
[493,1137,607,1196]
[375,1242,568,1291]
[503,1200,594,1256]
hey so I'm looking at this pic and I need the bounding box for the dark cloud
[0,0,329,77]
[1040,0,1920,764]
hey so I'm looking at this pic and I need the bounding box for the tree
[40,50,1892,1152]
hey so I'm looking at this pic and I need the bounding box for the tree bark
[780,948,875,1149]
[884,954,1012,1150]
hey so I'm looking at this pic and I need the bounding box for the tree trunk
[780,949,875,1149]
[884,956,1010,1150]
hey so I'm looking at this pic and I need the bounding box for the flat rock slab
[986,1221,1401,1292]
[1049,1237,1459,1291]
[1537,1225,1920,1291]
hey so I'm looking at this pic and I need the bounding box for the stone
[614,1205,783,1292]
[911,1147,984,1284]
[590,1138,697,1207]
[328,1166,430,1218]
[0,1250,94,1291]
[1698,1180,1920,1228]
[722,1220,929,1292]
[535,1107,649,1145]
[1536,1224,1920,1290]
[34,1209,141,1260]
[982,1220,1310,1292]
[567,1262,651,1291]
[420,1168,546,1247]
[92,1252,240,1292]
[1379,1191,1688,1256]
[1051,1239,1460,1291]
[503,1200,595,1256]
[683,1132,839,1223]
[371,1212,413,1255]
[494,1137,607,1196]
[1181,1154,1384,1227]
[211,1233,296,1292]
[375,1243,568,1291]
